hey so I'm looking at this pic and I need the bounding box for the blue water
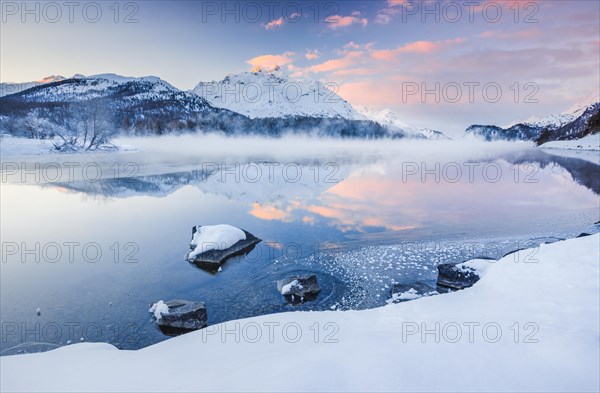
[1,146,598,354]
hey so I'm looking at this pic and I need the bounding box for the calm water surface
[1,142,598,353]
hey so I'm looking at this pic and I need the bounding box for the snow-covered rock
[436,258,495,289]
[388,281,438,303]
[186,225,261,271]
[149,301,170,320]
[276,275,321,302]
[149,300,207,331]
[192,66,366,120]
[1,234,598,392]
[188,224,247,258]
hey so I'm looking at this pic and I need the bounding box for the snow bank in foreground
[187,224,246,260]
[540,133,600,151]
[1,234,599,392]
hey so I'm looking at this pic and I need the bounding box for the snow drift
[1,234,598,392]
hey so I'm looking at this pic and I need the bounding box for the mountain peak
[251,64,282,73]
[564,90,600,116]
[193,69,363,120]
[37,75,66,83]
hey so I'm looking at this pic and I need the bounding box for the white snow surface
[391,288,422,301]
[187,224,246,260]
[540,133,600,151]
[453,258,495,277]
[192,66,366,120]
[356,106,450,140]
[148,301,169,320]
[0,136,137,157]
[1,234,599,392]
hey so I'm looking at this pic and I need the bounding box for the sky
[1,0,599,134]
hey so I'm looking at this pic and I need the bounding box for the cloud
[325,12,368,30]
[262,17,285,30]
[247,52,295,69]
[375,1,404,24]
[332,68,373,77]
[476,29,541,40]
[249,203,291,221]
[343,42,362,50]
[305,49,320,61]
[308,51,364,73]
[371,38,466,61]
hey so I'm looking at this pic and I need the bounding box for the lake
[1,136,598,354]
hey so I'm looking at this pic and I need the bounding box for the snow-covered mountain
[466,92,600,142]
[356,106,450,140]
[192,67,449,139]
[0,75,85,97]
[11,74,191,104]
[506,91,600,130]
[192,66,367,120]
[0,74,235,135]
[0,73,386,138]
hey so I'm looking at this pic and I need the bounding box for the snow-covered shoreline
[540,133,600,151]
[0,135,138,157]
[2,234,598,392]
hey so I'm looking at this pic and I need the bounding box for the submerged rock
[437,258,494,290]
[389,282,438,303]
[277,275,321,302]
[186,225,261,271]
[149,300,207,331]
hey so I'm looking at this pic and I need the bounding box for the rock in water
[436,259,493,290]
[277,275,321,302]
[186,225,261,272]
[389,282,439,303]
[150,300,207,331]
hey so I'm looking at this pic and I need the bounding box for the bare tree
[53,101,117,151]
[23,111,57,139]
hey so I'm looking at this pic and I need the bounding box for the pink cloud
[308,51,364,73]
[344,41,362,50]
[249,203,291,221]
[246,52,295,69]
[338,80,401,108]
[332,68,373,77]
[305,49,320,61]
[325,13,368,30]
[371,38,466,61]
[477,29,540,40]
[262,17,285,30]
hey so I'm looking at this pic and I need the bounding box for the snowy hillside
[0,75,79,97]
[356,106,450,140]
[0,74,230,135]
[540,133,600,151]
[1,72,387,138]
[2,233,598,392]
[508,90,600,130]
[11,74,190,104]
[192,66,367,120]
[467,91,600,142]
